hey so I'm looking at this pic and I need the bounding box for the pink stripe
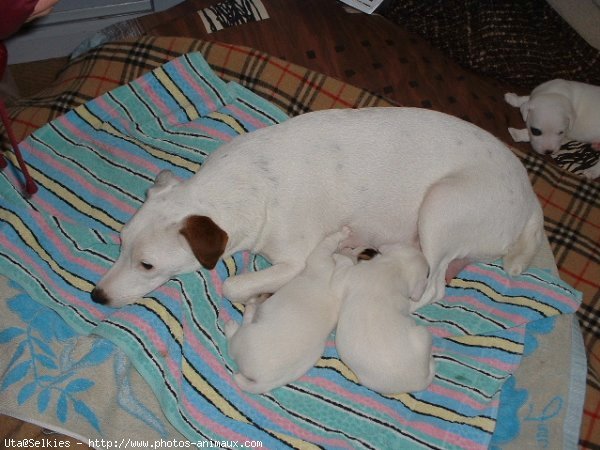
[136,77,179,126]
[2,237,105,320]
[180,396,256,446]
[56,118,160,178]
[224,104,273,131]
[302,377,481,448]
[91,97,133,130]
[211,270,224,297]
[449,294,528,324]
[427,384,500,411]
[467,265,579,310]
[171,59,218,112]
[173,311,354,448]
[433,339,524,373]
[238,392,355,449]
[31,212,109,274]
[114,311,181,375]
[32,197,78,225]
[182,122,236,142]
[22,142,136,216]
[155,283,185,299]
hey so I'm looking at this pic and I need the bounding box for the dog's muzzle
[90,287,109,305]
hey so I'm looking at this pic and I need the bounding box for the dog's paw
[504,92,518,105]
[224,320,239,338]
[504,92,528,107]
[223,277,252,303]
[503,259,525,277]
[508,127,530,143]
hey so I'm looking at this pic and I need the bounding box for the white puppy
[505,79,600,179]
[92,107,544,308]
[225,227,349,394]
[333,245,435,395]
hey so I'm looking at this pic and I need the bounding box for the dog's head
[521,93,574,155]
[91,170,228,307]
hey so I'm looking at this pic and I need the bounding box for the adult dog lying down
[91,107,544,308]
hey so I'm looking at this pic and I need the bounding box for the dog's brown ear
[179,215,228,269]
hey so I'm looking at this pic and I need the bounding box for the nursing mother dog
[91,107,544,309]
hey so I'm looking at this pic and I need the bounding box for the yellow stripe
[223,255,238,277]
[1,208,94,292]
[3,152,122,231]
[129,300,254,427]
[318,357,494,432]
[270,432,320,449]
[393,394,496,433]
[181,358,249,423]
[154,67,200,121]
[210,111,246,134]
[77,106,200,173]
[141,299,183,341]
[315,358,358,383]
[447,334,524,354]
[450,278,560,317]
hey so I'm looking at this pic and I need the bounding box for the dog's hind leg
[412,176,469,311]
[503,204,544,276]
[414,173,526,311]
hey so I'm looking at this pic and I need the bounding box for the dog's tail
[503,201,544,276]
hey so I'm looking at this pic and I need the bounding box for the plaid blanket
[1,36,598,448]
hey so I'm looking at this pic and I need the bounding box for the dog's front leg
[222,261,305,303]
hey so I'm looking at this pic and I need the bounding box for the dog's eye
[140,262,154,270]
[558,131,564,135]
[530,127,542,136]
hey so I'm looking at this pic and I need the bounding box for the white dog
[505,79,600,179]
[333,245,435,395]
[91,107,544,308]
[225,227,349,394]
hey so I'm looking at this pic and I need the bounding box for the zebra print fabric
[198,0,269,34]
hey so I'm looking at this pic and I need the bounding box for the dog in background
[333,244,436,395]
[225,227,350,394]
[505,79,600,179]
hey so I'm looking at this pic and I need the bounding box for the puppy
[225,227,350,394]
[505,79,600,179]
[333,245,436,395]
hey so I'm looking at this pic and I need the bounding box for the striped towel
[0,52,581,449]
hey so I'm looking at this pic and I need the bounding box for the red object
[0,0,40,196]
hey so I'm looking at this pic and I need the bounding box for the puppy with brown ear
[225,227,350,394]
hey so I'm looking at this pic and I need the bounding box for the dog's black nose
[90,287,108,304]
[544,149,554,156]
